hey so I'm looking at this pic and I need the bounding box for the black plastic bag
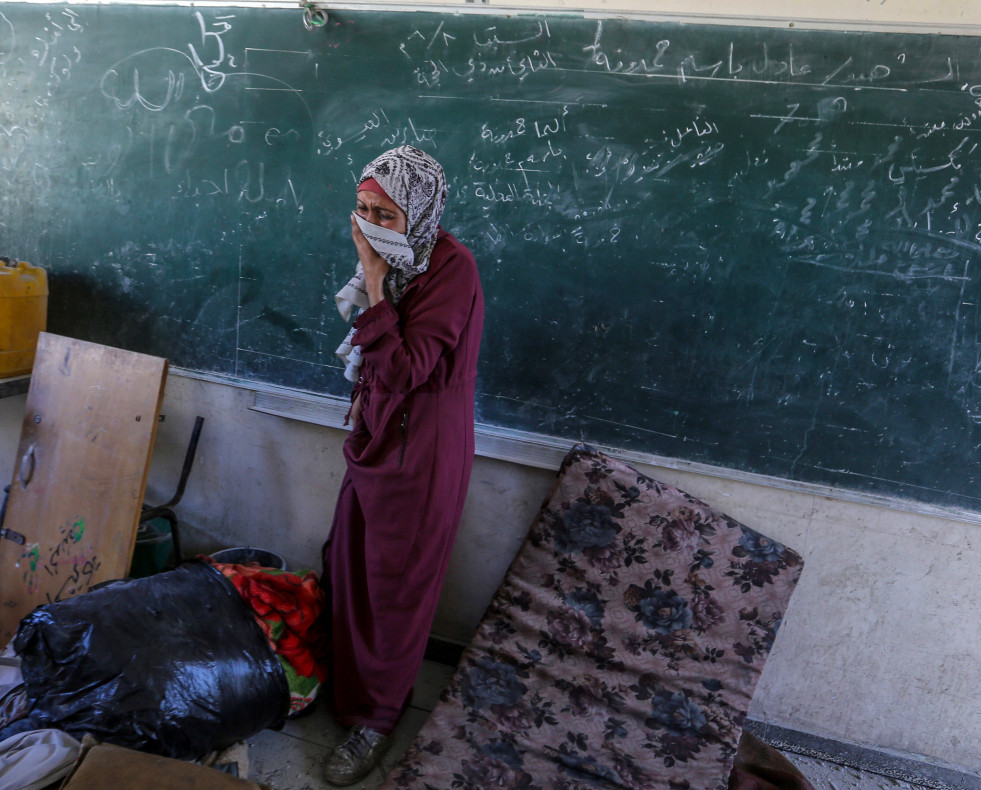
[12,561,289,759]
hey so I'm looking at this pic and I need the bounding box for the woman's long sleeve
[350,244,479,394]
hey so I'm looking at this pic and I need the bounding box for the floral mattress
[382,444,805,790]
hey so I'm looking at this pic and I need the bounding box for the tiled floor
[247,660,455,790]
[245,660,937,790]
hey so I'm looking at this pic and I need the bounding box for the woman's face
[356,189,407,234]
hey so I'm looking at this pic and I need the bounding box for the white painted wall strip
[171,367,981,528]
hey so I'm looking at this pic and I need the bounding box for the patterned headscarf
[359,145,447,301]
[334,146,448,382]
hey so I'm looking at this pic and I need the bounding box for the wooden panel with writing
[0,333,167,647]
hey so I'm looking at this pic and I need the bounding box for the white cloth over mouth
[334,214,418,383]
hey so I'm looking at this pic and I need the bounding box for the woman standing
[322,146,484,785]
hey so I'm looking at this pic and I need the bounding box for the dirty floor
[245,659,941,790]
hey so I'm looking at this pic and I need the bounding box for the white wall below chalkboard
[246,371,981,527]
[0,357,977,774]
[0,371,964,775]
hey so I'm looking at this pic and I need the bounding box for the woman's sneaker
[323,724,391,786]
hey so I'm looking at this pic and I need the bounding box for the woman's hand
[352,214,390,306]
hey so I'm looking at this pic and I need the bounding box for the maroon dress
[323,229,484,734]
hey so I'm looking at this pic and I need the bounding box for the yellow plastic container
[0,259,48,377]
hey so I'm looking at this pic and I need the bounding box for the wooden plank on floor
[0,333,168,646]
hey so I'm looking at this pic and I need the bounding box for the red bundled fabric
[203,558,329,716]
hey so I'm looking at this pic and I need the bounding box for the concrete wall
[3,369,977,774]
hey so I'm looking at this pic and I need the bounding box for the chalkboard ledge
[213,371,981,528]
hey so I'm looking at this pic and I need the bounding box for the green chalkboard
[2,3,981,509]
